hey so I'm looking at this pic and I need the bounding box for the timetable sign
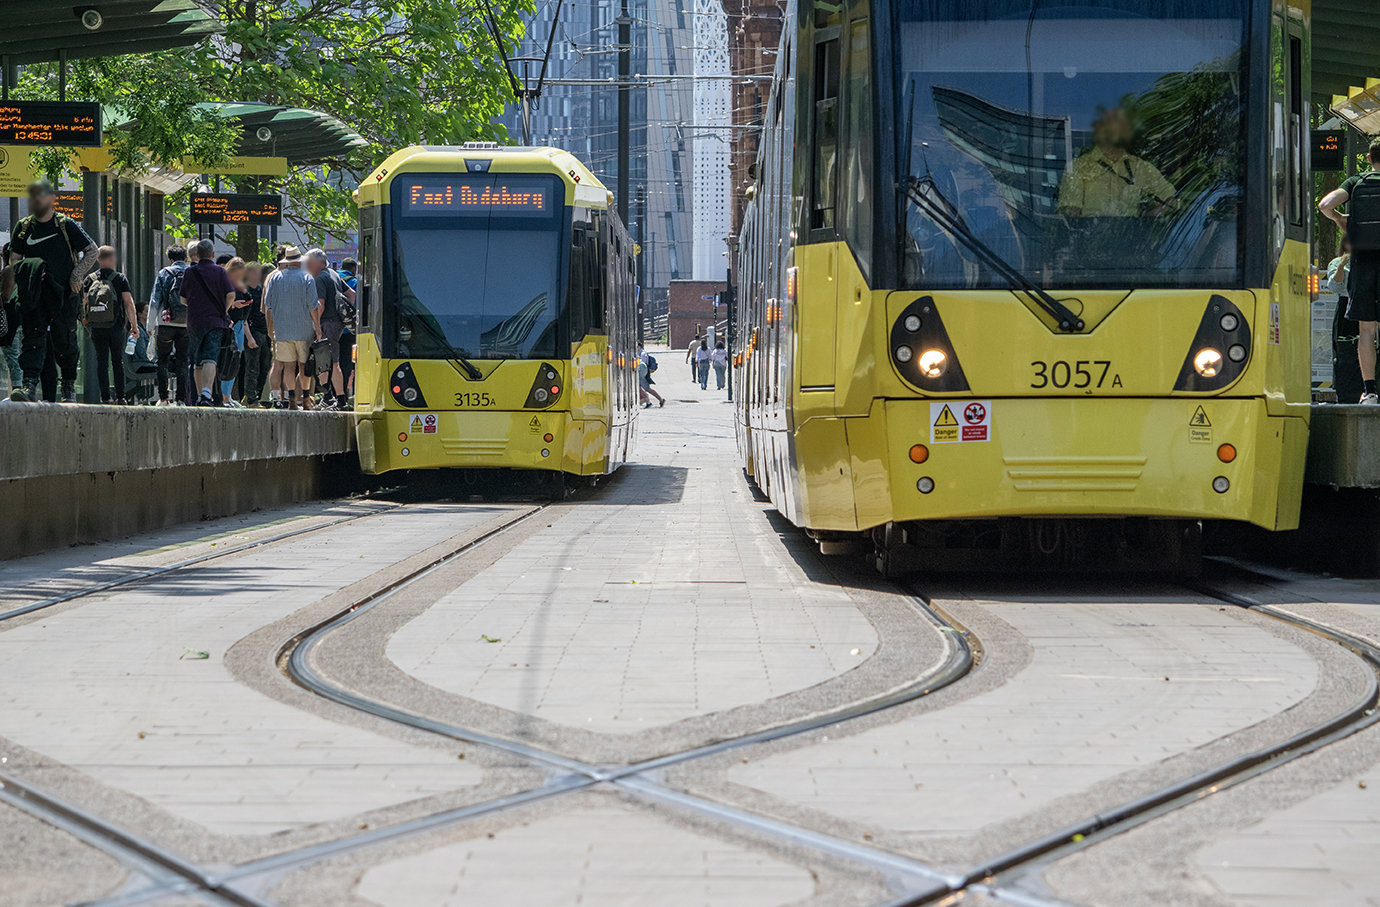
[1313,130,1345,172]
[189,193,283,225]
[0,101,102,147]
[54,193,85,219]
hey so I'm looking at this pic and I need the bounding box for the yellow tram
[736,0,1312,570]
[353,145,639,478]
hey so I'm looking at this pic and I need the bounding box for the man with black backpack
[147,244,191,405]
[81,246,138,405]
[1321,137,1380,405]
[0,180,100,402]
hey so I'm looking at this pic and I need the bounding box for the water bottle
[125,334,137,356]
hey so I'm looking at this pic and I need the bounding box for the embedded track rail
[0,502,401,623]
[881,580,1380,907]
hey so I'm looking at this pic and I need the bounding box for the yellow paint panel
[795,244,837,389]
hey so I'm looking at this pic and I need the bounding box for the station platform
[1305,404,1380,488]
[0,403,357,559]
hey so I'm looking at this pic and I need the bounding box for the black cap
[27,180,56,197]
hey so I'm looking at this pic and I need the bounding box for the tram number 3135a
[1030,360,1122,390]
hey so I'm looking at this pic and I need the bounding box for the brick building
[668,279,729,351]
[725,0,785,252]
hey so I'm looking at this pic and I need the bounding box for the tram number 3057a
[1030,360,1122,390]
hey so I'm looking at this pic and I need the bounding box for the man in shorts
[261,246,322,410]
[305,248,355,410]
[1320,137,1380,404]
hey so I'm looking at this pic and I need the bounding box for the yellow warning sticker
[1189,406,1212,443]
[409,415,423,434]
[529,416,542,432]
[931,404,959,443]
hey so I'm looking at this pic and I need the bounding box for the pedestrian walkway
[386,393,879,737]
[730,600,1317,842]
[0,506,507,838]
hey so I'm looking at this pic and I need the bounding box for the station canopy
[0,2,222,65]
[197,103,369,164]
[1316,0,1380,101]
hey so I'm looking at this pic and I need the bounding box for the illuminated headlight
[895,345,913,363]
[1193,348,1223,378]
[903,314,922,332]
[1227,344,1247,362]
[918,349,947,378]
[1219,313,1239,332]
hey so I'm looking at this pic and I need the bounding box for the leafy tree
[19,0,529,259]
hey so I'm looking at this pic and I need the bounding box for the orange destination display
[189,193,283,225]
[404,179,550,215]
[0,101,102,146]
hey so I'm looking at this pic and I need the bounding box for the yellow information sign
[0,146,40,197]
[73,146,288,177]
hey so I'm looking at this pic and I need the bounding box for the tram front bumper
[872,397,1307,531]
[359,409,585,474]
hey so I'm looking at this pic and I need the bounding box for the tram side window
[812,36,840,232]
[841,18,872,278]
[1286,33,1305,230]
[358,229,374,330]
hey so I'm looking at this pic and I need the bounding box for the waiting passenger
[711,341,728,390]
[1320,137,1380,405]
[262,246,323,411]
[80,246,139,405]
[1057,108,1178,219]
[148,244,191,406]
[180,239,237,407]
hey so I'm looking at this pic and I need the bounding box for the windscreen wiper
[903,174,1084,333]
[400,306,485,380]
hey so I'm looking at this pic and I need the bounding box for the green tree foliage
[19,0,528,258]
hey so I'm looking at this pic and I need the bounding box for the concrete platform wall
[0,406,358,560]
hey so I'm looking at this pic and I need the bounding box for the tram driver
[1057,108,1179,219]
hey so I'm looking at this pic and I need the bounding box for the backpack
[81,272,120,328]
[1349,173,1380,251]
[646,354,657,373]
[160,265,188,325]
[329,270,356,325]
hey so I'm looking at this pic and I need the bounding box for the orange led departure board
[54,193,85,220]
[405,180,550,215]
[189,193,283,225]
[1313,130,1345,172]
[0,101,101,147]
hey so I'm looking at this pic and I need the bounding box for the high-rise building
[692,0,730,279]
[725,0,784,255]
[494,0,696,323]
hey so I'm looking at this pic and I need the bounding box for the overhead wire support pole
[616,0,631,224]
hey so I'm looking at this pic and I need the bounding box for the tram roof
[0,1,222,66]
[357,145,610,209]
[1315,0,1380,101]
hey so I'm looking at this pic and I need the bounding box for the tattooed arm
[69,242,100,294]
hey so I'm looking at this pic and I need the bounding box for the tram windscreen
[894,0,1248,290]
[391,174,564,360]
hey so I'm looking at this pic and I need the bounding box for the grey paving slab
[0,499,392,619]
[0,505,506,839]
[0,798,129,907]
[730,601,1316,841]
[386,398,877,736]
[354,806,815,907]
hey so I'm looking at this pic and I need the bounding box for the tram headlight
[1227,344,1247,363]
[903,314,922,333]
[894,345,913,363]
[403,387,418,403]
[1193,348,1223,378]
[534,388,549,403]
[1219,313,1239,332]
[918,349,947,378]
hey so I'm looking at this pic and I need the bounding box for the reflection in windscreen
[395,226,562,359]
[897,1,1247,290]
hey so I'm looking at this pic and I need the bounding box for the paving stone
[354,807,816,907]
[386,393,878,734]
[0,506,504,836]
[730,601,1317,837]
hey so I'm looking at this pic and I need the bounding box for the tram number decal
[1030,360,1120,390]
[454,392,497,407]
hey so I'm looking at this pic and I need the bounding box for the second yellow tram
[352,145,639,479]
